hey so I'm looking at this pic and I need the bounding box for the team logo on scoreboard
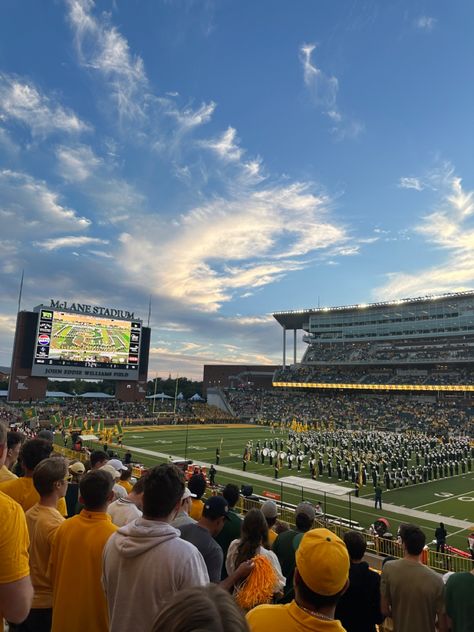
[38,334,50,346]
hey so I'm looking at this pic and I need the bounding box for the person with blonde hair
[22,456,68,631]
[151,584,249,632]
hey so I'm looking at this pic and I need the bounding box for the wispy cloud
[35,236,109,251]
[66,0,148,120]
[376,164,474,299]
[0,170,91,237]
[199,126,243,162]
[414,16,437,31]
[299,43,363,140]
[118,182,349,312]
[56,144,102,182]
[0,73,89,137]
[399,177,424,191]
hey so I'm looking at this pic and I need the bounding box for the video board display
[31,309,141,380]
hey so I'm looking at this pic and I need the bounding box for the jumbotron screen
[31,309,141,380]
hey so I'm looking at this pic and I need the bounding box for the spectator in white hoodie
[102,464,209,632]
[107,473,147,527]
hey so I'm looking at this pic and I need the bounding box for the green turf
[85,424,473,551]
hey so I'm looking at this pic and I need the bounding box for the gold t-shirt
[25,503,65,608]
[0,490,30,629]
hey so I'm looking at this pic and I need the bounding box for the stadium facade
[273,291,474,393]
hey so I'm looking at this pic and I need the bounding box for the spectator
[435,523,448,554]
[335,531,384,632]
[0,431,24,483]
[226,509,285,598]
[445,568,474,632]
[170,486,197,529]
[381,524,447,632]
[107,474,146,527]
[0,422,33,625]
[100,463,128,500]
[151,584,250,632]
[261,500,279,546]
[272,501,315,603]
[117,466,133,493]
[21,457,68,632]
[64,461,85,517]
[468,531,474,560]
[90,450,108,469]
[180,496,230,583]
[0,439,67,516]
[102,464,209,632]
[246,528,350,631]
[188,472,207,520]
[49,469,117,632]
[214,483,243,580]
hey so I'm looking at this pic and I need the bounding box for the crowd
[303,339,474,364]
[274,365,474,387]
[1,421,473,632]
[225,389,473,435]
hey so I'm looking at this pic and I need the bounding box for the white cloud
[199,126,243,162]
[66,0,148,119]
[35,236,109,251]
[414,16,437,31]
[118,182,349,312]
[0,73,89,136]
[299,43,363,140]
[166,101,216,131]
[399,177,424,191]
[56,144,102,182]
[375,166,474,300]
[300,43,338,108]
[0,170,91,237]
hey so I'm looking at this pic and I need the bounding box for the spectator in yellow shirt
[117,466,133,494]
[0,431,24,483]
[49,469,117,632]
[188,472,206,520]
[0,422,33,628]
[22,456,68,632]
[0,439,67,517]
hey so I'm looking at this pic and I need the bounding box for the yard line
[413,489,474,510]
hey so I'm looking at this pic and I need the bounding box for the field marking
[413,489,474,510]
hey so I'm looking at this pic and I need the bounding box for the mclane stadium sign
[49,299,136,320]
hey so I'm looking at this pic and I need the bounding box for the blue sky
[0,0,473,378]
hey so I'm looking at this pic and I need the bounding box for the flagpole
[152,373,158,415]
[173,374,179,415]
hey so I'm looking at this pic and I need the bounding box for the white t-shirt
[107,497,142,527]
[226,538,286,592]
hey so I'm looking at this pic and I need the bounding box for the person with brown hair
[226,508,285,605]
[151,584,250,632]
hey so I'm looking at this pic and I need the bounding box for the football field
[103,424,474,551]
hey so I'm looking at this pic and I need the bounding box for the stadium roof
[80,392,114,398]
[46,391,73,398]
[146,392,172,399]
[272,290,474,329]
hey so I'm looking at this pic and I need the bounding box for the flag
[358,463,363,488]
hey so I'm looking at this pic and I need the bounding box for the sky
[0,0,473,379]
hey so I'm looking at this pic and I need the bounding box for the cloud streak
[376,165,474,299]
[299,43,363,140]
[0,73,89,137]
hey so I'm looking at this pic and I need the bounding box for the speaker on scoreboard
[241,484,253,497]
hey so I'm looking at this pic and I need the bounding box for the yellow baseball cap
[295,528,349,596]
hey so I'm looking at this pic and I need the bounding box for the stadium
[1,292,473,630]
